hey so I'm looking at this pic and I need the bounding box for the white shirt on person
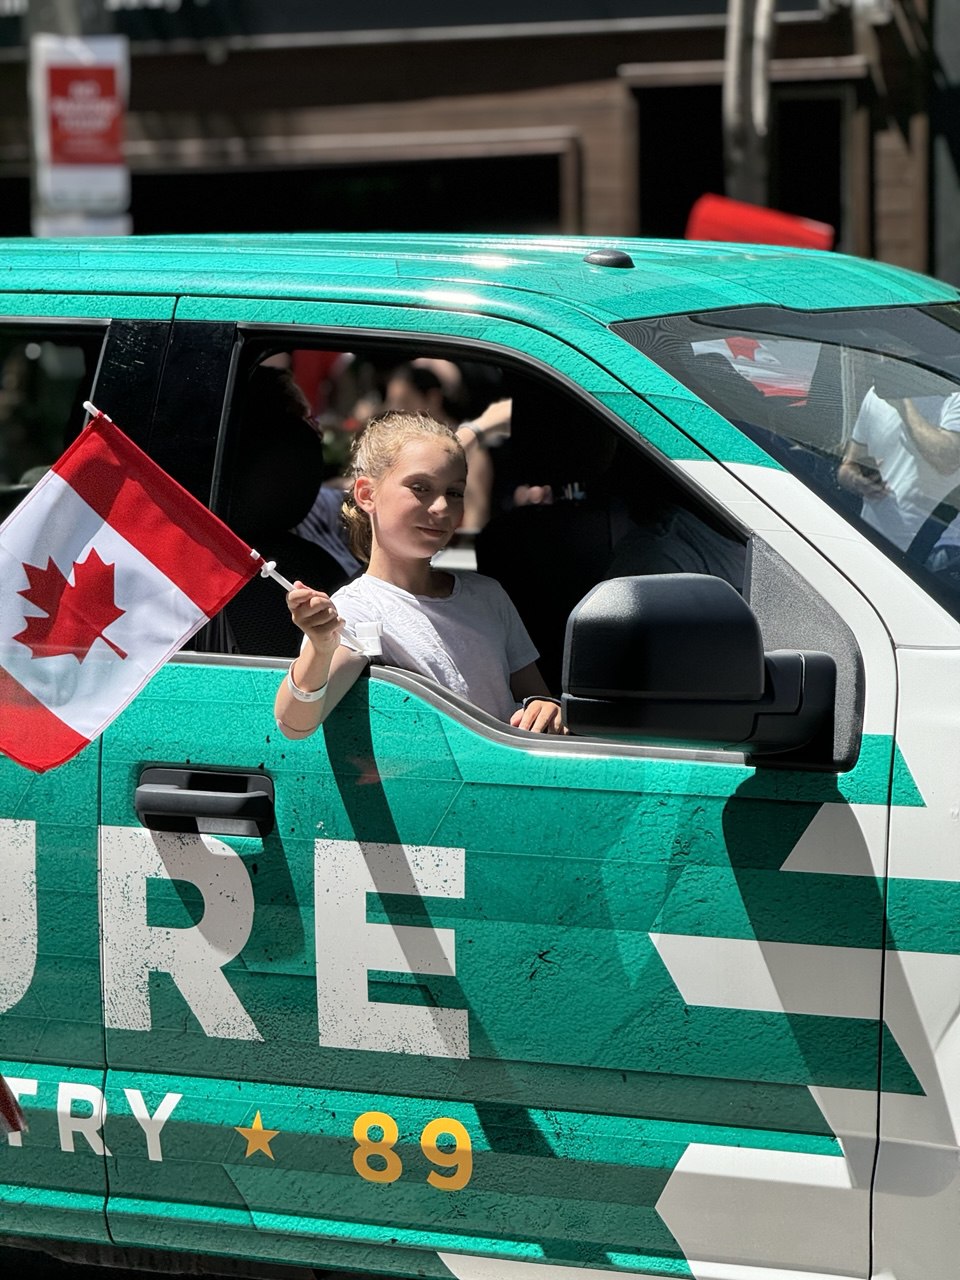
[851,388,960,552]
[326,570,539,722]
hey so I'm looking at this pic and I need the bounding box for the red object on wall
[686,193,835,250]
[47,65,123,165]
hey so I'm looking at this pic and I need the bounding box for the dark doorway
[0,176,30,237]
[637,84,725,238]
[131,153,563,235]
[771,91,844,237]
[637,83,845,246]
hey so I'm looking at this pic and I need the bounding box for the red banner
[686,193,835,251]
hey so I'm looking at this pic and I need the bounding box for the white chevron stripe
[656,1144,866,1279]
[778,802,887,878]
[649,934,880,1019]
[437,1255,635,1280]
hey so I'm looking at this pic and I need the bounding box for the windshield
[615,303,960,622]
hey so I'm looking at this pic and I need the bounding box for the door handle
[135,767,275,838]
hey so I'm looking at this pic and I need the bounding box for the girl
[274,411,564,737]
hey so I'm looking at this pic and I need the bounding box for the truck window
[213,341,748,686]
[0,328,104,522]
[208,335,864,767]
[615,303,960,624]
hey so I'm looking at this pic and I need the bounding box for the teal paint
[83,660,901,1272]
[0,292,175,319]
[0,1063,109,1245]
[0,234,951,318]
[17,848,104,1064]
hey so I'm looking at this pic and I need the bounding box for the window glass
[0,329,102,521]
[615,303,960,620]
[215,338,745,677]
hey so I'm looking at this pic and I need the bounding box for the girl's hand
[510,699,566,735]
[287,581,343,654]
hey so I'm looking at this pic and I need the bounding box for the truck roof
[0,233,955,320]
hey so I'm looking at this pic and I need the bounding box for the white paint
[723,462,878,541]
[778,802,887,878]
[810,534,960,650]
[655,1144,867,1278]
[57,1081,110,1155]
[675,458,792,535]
[888,649,960,882]
[4,1076,36,1147]
[0,818,37,1013]
[687,1262,861,1280]
[437,1256,858,1280]
[315,839,468,1058]
[123,1087,181,1162]
[870,647,960,1276]
[649,934,880,1020]
[100,826,262,1041]
[437,1257,606,1280]
[872,1158,960,1280]
[873,951,960,1150]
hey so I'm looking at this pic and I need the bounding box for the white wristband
[287,662,328,702]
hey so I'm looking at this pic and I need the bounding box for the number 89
[352,1111,473,1191]
[420,1116,473,1191]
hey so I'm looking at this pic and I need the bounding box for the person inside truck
[222,364,351,655]
[383,359,499,532]
[837,377,960,556]
[274,409,566,738]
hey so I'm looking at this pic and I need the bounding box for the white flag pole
[253,553,369,654]
[83,399,111,423]
[255,556,296,592]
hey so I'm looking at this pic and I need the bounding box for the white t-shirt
[852,389,960,551]
[328,571,539,722]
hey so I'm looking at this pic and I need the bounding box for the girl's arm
[509,662,566,735]
[274,583,369,738]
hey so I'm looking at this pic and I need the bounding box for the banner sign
[29,34,130,222]
[47,64,124,166]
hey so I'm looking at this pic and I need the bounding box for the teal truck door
[0,310,172,1247]
[95,315,899,1280]
[95,595,897,1280]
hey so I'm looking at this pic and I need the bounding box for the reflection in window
[0,335,96,522]
[615,304,960,621]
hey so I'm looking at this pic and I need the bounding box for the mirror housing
[562,575,836,758]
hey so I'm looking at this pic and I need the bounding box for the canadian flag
[0,411,263,772]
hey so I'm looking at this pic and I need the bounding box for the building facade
[0,1,942,275]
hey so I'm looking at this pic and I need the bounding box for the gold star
[235,1110,279,1159]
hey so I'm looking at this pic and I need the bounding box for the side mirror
[562,574,836,758]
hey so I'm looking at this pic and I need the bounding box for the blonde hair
[341,410,464,563]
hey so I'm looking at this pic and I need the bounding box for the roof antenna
[582,248,635,269]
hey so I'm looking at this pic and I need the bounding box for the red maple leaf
[15,550,127,662]
[725,337,763,361]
